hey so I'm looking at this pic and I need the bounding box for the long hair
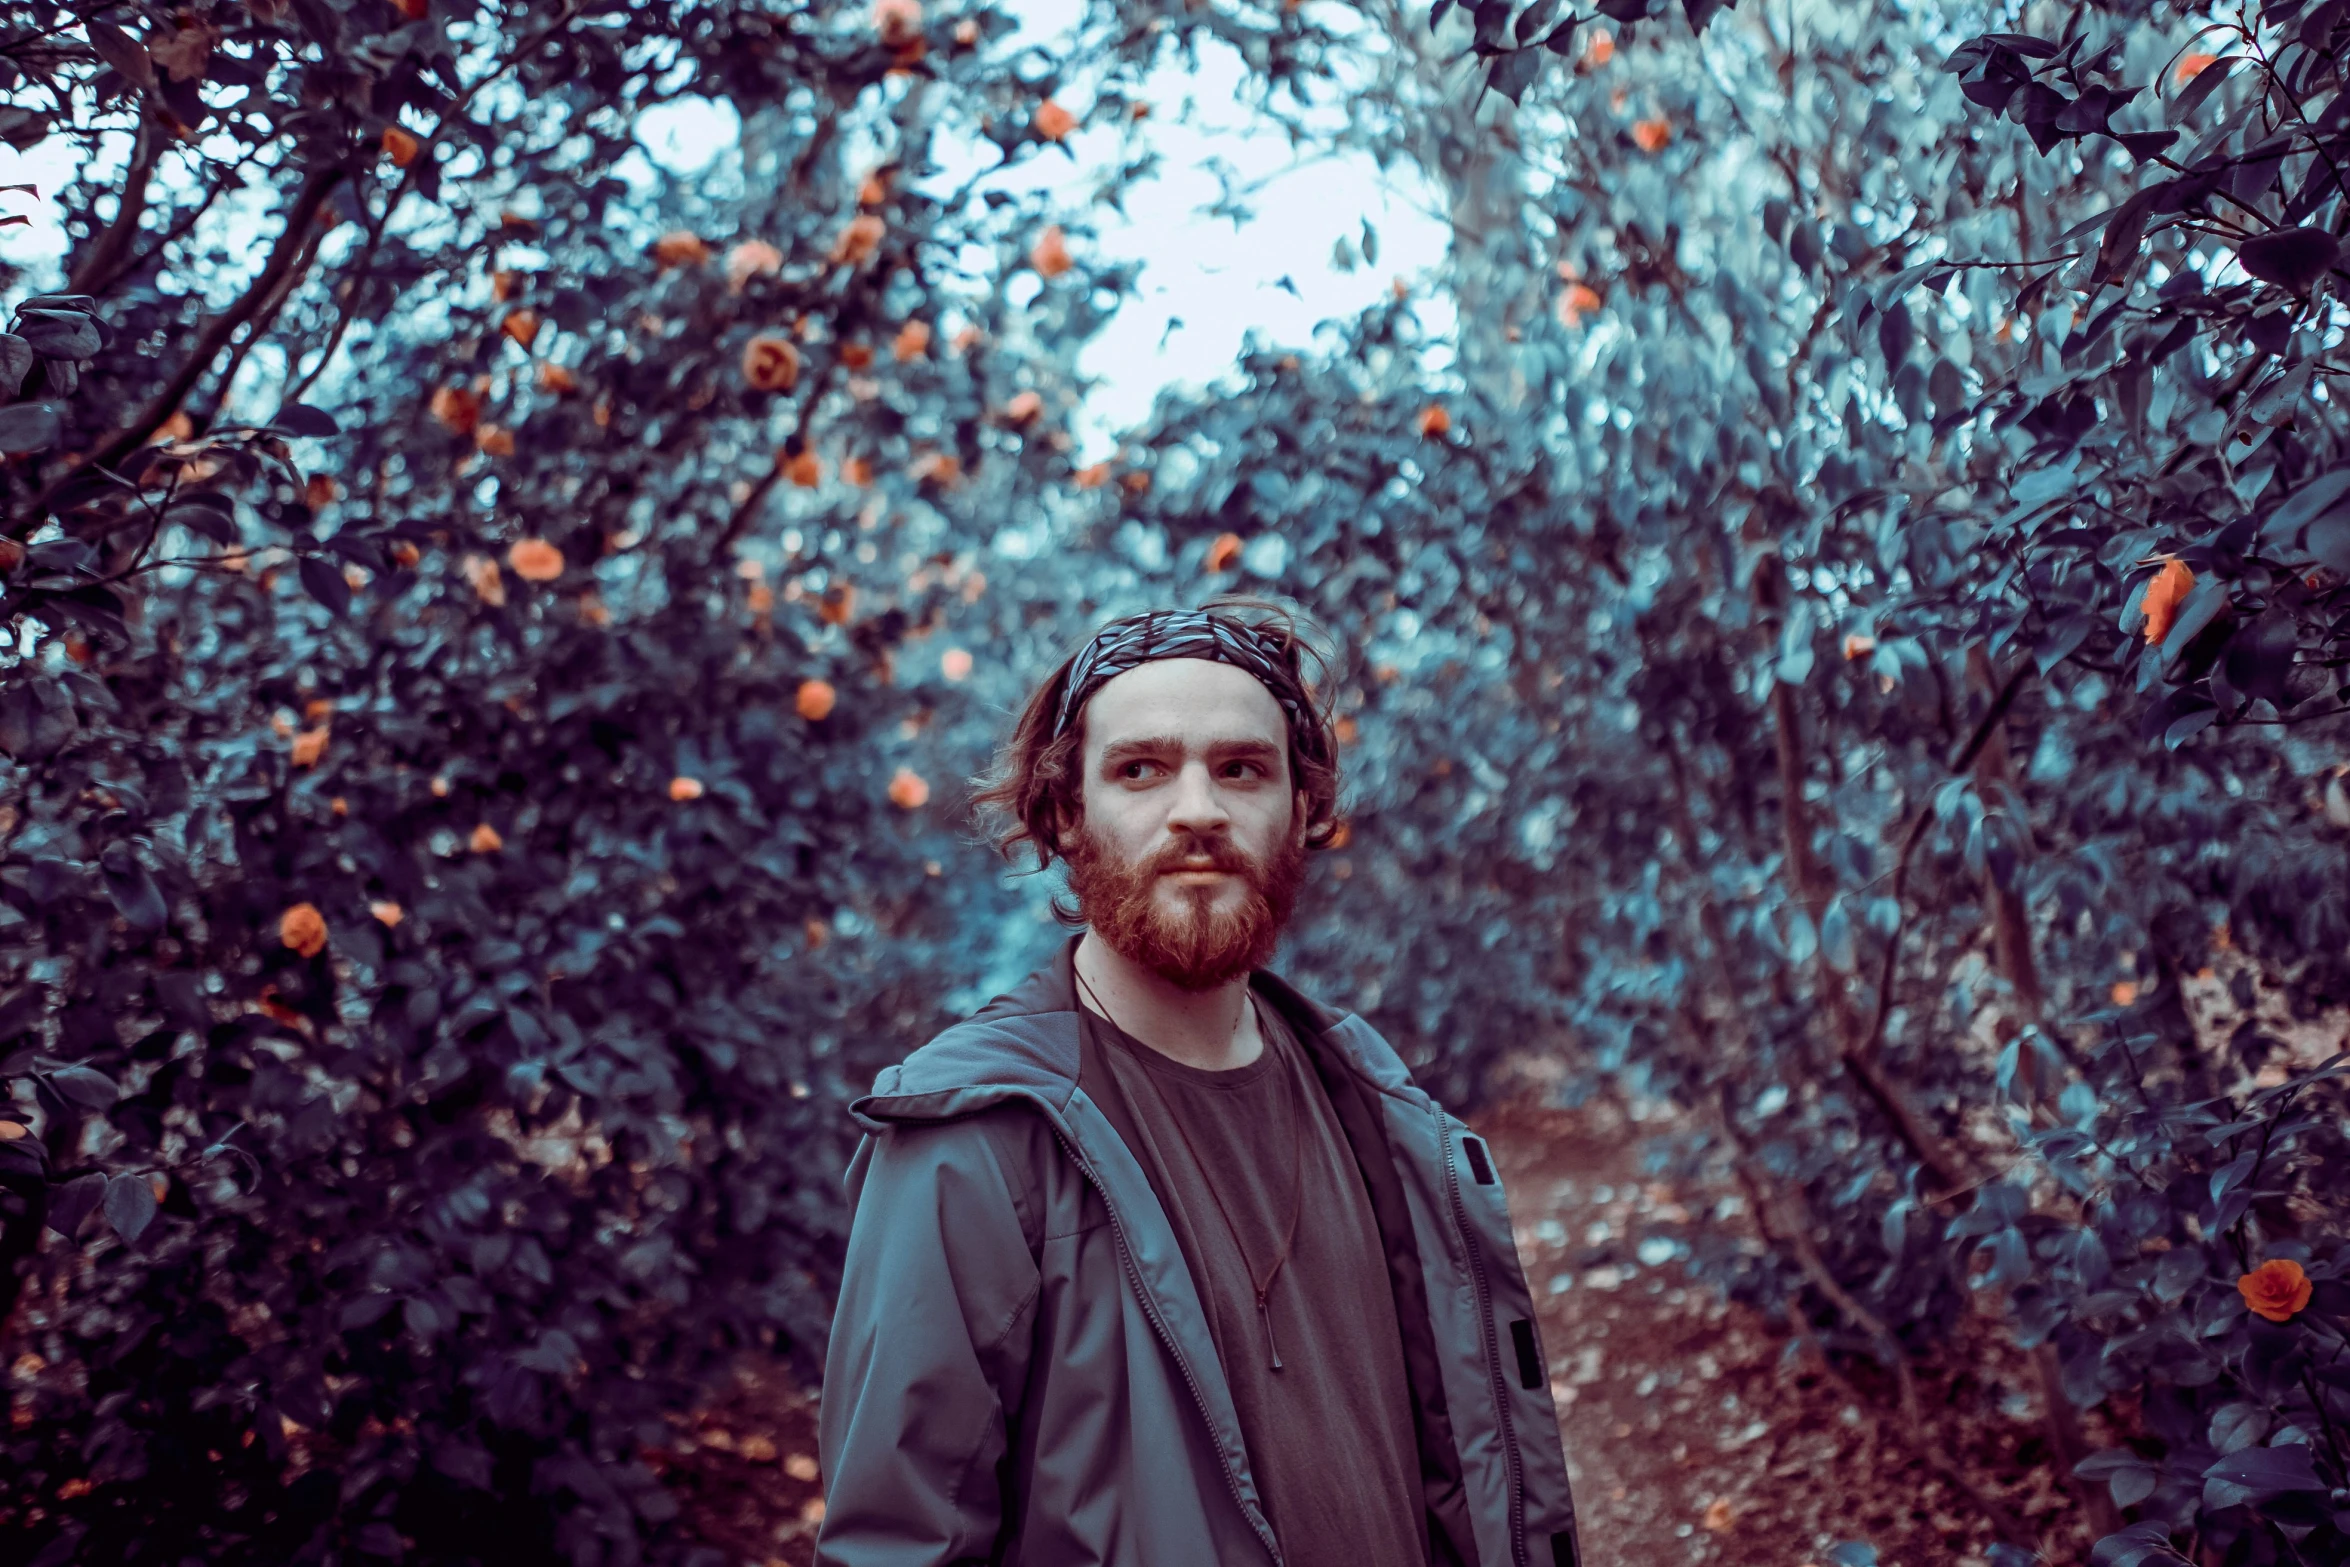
[968,597,1346,876]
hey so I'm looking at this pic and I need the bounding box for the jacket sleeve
[815,1112,1044,1567]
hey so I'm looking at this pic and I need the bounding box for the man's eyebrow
[1096,735,1283,765]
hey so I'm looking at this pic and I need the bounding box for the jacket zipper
[1049,1127,1286,1567]
[1439,1109,1528,1567]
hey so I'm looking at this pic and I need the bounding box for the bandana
[1052,610,1328,770]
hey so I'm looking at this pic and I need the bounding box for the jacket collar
[851,934,1413,1130]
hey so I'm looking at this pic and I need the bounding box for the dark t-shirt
[1079,992,1427,1567]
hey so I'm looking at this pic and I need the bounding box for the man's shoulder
[854,963,1084,1127]
[1252,969,1424,1100]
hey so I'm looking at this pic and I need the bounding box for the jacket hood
[851,935,1414,1131]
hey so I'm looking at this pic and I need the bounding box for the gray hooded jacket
[816,942,1580,1567]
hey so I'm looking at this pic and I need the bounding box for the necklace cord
[1075,962,1306,1370]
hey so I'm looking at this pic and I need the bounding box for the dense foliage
[8,0,2350,1561]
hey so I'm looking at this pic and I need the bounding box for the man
[817,604,1579,1567]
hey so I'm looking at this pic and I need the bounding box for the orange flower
[2175,51,2218,85]
[279,903,328,958]
[1584,29,1614,67]
[2110,980,2138,1007]
[536,362,577,395]
[888,767,931,809]
[1206,532,1244,573]
[742,335,802,392]
[1030,226,1074,278]
[1004,389,1044,425]
[2239,1258,2313,1323]
[940,648,973,681]
[1033,99,1077,140]
[1417,403,1451,438]
[429,384,481,434]
[873,0,923,46]
[389,539,422,568]
[469,823,503,853]
[1073,462,1112,489]
[395,0,428,17]
[501,309,539,349]
[651,230,711,268]
[1556,282,1603,327]
[859,171,891,207]
[507,538,563,582]
[475,424,515,457]
[370,901,404,927]
[796,679,838,721]
[819,583,858,624]
[1842,634,1877,661]
[843,455,875,487]
[893,320,932,361]
[840,342,875,371]
[291,725,330,768]
[1632,117,1673,153]
[726,239,784,291]
[669,775,705,802]
[832,214,886,266]
[783,450,823,488]
[462,554,506,607]
[2142,558,2195,645]
[382,127,422,167]
[305,474,341,509]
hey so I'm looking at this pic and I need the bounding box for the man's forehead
[1080,658,1286,747]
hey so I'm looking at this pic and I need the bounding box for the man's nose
[1162,760,1232,835]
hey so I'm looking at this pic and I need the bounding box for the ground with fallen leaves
[666,1098,2100,1567]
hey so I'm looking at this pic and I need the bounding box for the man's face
[1065,657,1308,991]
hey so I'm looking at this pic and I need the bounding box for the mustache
[1145,836,1255,876]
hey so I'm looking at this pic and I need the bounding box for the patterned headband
[1051,610,1327,768]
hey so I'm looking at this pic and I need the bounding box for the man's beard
[1066,826,1307,992]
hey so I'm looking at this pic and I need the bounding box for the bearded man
[816,605,1580,1567]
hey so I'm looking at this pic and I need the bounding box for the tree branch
[12,161,347,540]
[64,111,160,296]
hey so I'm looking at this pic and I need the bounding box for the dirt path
[666,1100,2092,1566]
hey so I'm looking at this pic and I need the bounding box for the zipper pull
[1259,1290,1283,1371]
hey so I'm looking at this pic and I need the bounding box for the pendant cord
[1076,962,1305,1371]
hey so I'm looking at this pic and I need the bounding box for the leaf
[12,309,101,359]
[2201,1444,2323,1509]
[299,555,353,615]
[272,402,340,437]
[1487,48,1542,103]
[1877,301,1914,366]
[44,1171,105,1238]
[1514,0,1563,44]
[0,402,61,454]
[47,1064,118,1110]
[2208,1401,2271,1455]
[0,332,29,395]
[99,842,167,934]
[2222,614,2298,708]
[167,496,238,544]
[2237,228,2340,292]
[104,1169,159,1244]
[83,18,157,93]
[2168,53,2242,125]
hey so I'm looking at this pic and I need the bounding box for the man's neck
[1073,931,1264,1072]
